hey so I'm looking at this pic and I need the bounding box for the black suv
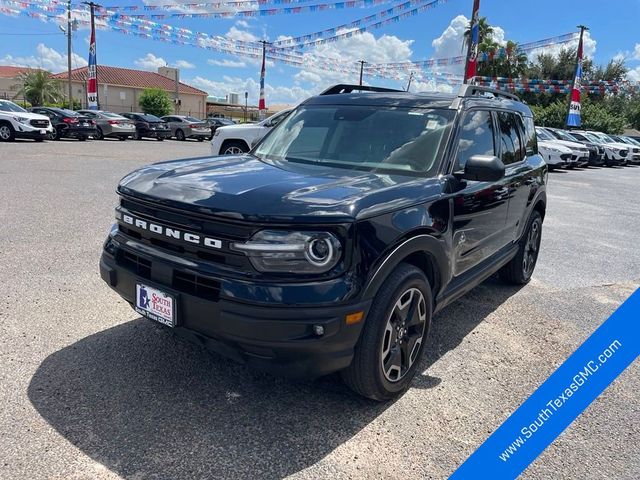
[100,84,547,400]
[119,112,172,141]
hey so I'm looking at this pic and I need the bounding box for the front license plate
[135,283,176,327]
[40,129,46,135]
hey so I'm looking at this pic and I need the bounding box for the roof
[51,65,207,96]
[0,66,40,78]
[302,87,532,116]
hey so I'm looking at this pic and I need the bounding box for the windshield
[581,133,602,143]
[0,100,27,113]
[140,114,163,122]
[553,130,577,142]
[535,128,554,141]
[597,133,617,143]
[255,105,454,174]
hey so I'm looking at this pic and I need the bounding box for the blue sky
[1,0,639,105]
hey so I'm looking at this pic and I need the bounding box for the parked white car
[0,99,53,142]
[537,140,573,170]
[585,131,631,166]
[536,127,589,167]
[210,108,292,155]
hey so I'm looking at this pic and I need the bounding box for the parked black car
[100,84,547,400]
[119,112,172,141]
[29,107,97,141]
[203,117,235,140]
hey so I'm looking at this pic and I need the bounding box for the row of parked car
[535,126,640,168]
[3,98,639,171]
[0,99,236,142]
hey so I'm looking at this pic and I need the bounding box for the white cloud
[189,75,313,105]
[226,26,259,43]
[633,43,640,61]
[134,53,166,71]
[627,65,640,82]
[208,59,247,68]
[235,20,250,29]
[432,15,469,60]
[174,59,195,69]
[0,43,87,73]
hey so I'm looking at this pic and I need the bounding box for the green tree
[14,69,62,106]
[139,88,173,117]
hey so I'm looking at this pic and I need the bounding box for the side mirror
[462,155,505,182]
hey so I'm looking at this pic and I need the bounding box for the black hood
[117,155,443,223]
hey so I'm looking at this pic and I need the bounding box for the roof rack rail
[320,84,404,95]
[456,84,520,102]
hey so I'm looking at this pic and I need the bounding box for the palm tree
[463,17,494,50]
[14,69,62,106]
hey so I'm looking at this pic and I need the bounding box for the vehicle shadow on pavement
[28,277,520,479]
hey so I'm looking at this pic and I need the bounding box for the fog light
[312,325,324,336]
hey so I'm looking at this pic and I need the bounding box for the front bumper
[99,247,370,378]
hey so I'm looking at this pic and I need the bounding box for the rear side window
[455,110,495,172]
[497,112,525,165]
[523,117,537,155]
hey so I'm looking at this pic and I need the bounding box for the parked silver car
[160,115,210,141]
[77,110,136,140]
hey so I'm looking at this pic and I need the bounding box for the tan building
[0,66,36,102]
[51,65,208,117]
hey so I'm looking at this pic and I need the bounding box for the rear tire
[132,130,141,140]
[94,127,104,140]
[499,210,542,285]
[78,136,87,141]
[342,263,432,401]
[118,136,126,141]
[176,129,185,141]
[156,137,164,141]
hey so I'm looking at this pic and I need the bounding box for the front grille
[173,271,221,301]
[30,119,49,128]
[118,250,152,279]
[118,197,254,271]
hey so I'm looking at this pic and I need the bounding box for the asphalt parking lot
[0,138,638,480]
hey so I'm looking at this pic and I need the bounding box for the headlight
[13,116,29,124]
[545,147,562,153]
[232,230,342,274]
[213,129,221,137]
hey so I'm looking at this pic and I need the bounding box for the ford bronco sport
[100,84,547,400]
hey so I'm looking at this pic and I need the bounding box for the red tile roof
[0,66,40,78]
[51,65,207,96]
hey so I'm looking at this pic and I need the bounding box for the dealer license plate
[135,283,176,327]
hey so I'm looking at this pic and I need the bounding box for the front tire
[176,129,185,141]
[94,127,104,140]
[0,122,15,141]
[221,140,249,155]
[342,263,432,401]
[499,210,542,285]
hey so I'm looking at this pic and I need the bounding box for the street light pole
[244,91,248,123]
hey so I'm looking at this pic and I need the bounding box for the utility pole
[66,0,72,108]
[406,71,414,92]
[358,60,366,86]
[244,91,248,123]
